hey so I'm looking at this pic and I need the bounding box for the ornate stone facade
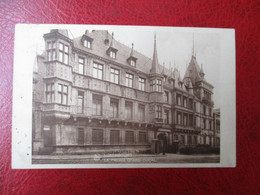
[32,29,219,155]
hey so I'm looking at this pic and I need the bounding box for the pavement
[32,153,220,164]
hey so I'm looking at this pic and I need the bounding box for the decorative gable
[81,30,93,49]
[106,32,118,59]
[127,43,137,67]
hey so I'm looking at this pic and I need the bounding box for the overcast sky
[23,24,221,108]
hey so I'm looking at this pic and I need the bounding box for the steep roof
[150,34,160,74]
[73,30,158,74]
[184,55,204,84]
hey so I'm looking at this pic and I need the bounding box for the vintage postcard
[12,24,236,168]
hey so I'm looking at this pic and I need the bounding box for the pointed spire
[104,30,109,45]
[169,61,172,73]
[170,62,175,78]
[130,43,134,57]
[110,32,115,48]
[150,32,160,74]
[192,33,196,57]
[200,64,205,78]
[161,62,165,75]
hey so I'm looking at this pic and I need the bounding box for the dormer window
[109,50,116,59]
[83,39,91,49]
[106,32,118,59]
[81,33,93,49]
[130,59,136,66]
[127,43,137,67]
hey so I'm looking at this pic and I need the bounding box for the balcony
[43,103,71,122]
[43,103,70,113]
[154,118,164,124]
[202,97,214,106]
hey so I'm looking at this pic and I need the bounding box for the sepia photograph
[12,24,236,168]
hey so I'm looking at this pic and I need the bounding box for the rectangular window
[151,80,156,91]
[58,84,68,105]
[183,97,187,107]
[188,99,193,109]
[83,39,91,48]
[209,108,212,116]
[189,115,193,127]
[110,99,119,118]
[203,105,206,115]
[78,128,84,145]
[216,120,220,130]
[110,68,119,84]
[138,77,145,91]
[188,136,192,145]
[156,79,162,92]
[125,131,134,144]
[92,129,103,144]
[194,117,197,127]
[58,42,69,64]
[93,94,102,116]
[204,90,212,100]
[177,112,182,125]
[183,114,187,126]
[78,57,84,74]
[209,120,212,130]
[46,83,54,103]
[164,110,169,124]
[194,102,196,111]
[93,62,103,79]
[216,137,220,146]
[47,41,56,61]
[174,135,179,141]
[125,73,133,88]
[110,51,116,58]
[139,132,147,143]
[130,60,136,66]
[176,94,181,106]
[110,130,120,144]
[125,101,133,120]
[138,104,145,121]
[151,79,162,92]
[203,118,206,129]
[193,136,197,145]
[164,91,169,103]
[156,105,162,118]
[77,91,84,114]
[203,136,206,144]
[180,135,185,144]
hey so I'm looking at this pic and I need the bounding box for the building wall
[32,30,218,154]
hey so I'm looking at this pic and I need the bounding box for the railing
[69,106,147,123]
[43,103,70,113]
[154,118,163,124]
[202,97,214,106]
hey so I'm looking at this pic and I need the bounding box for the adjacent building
[32,29,219,155]
[213,108,220,147]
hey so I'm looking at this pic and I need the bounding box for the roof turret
[150,33,160,74]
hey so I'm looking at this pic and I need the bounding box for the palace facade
[32,29,218,155]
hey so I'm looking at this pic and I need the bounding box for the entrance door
[42,125,53,147]
[172,141,179,153]
[157,133,167,153]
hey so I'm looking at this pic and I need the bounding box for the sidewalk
[32,153,220,164]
